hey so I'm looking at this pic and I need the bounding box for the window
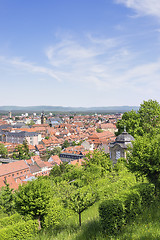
[116,151,121,160]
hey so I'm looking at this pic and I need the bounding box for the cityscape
[0,0,160,239]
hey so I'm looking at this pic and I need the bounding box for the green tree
[43,197,68,229]
[83,150,112,181]
[116,110,143,137]
[116,99,160,137]
[96,128,103,133]
[12,140,31,160]
[62,140,70,149]
[15,177,53,229]
[138,99,160,134]
[0,143,8,158]
[66,185,98,226]
[0,182,15,215]
[46,147,61,159]
[71,141,76,146]
[127,134,160,193]
[23,139,29,156]
[50,162,83,183]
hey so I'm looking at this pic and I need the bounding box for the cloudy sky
[0,0,160,107]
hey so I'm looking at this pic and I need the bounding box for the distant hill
[0,105,139,113]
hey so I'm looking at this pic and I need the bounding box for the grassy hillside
[33,198,160,240]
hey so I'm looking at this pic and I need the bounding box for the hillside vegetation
[1,99,160,239]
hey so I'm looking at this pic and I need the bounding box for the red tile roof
[0,161,29,177]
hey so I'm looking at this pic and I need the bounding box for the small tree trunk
[79,212,81,227]
[37,215,41,230]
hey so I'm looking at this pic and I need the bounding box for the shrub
[119,190,142,222]
[132,183,155,208]
[0,213,22,229]
[43,198,68,229]
[99,183,156,235]
[0,219,38,240]
[99,199,125,234]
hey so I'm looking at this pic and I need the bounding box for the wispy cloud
[43,34,160,96]
[0,56,61,82]
[1,33,160,101]
[116,0,160,19]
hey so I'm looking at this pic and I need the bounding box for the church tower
[41,112,46,124]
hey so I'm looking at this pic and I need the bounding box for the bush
[0,213,22,229]
[99,199,125,234]
[43,198,68,229]
[132,183,155,208]
[99,183,155,234]
[0,219,38,240]
[119,190,142,222]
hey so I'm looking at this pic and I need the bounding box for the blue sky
[0,0,160,107]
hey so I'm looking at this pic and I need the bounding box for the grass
[33,198,160,240]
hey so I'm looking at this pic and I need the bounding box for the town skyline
[0,0,160,107]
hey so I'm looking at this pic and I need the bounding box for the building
[88,131,115,148]
[109,129,134,164]
[1,131,40,145]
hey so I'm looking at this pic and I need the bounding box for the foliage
[66,185,98,226]
[99,183,155,235]
[0,219,38,240]
[0,143,8,158]
[96,128,103,133]
[116,99,160,137]
[62,140,70,149]
[71,141,76,146]
[0,183,15,214]
[35,198,160,240]
[14,177,53,228]
[99,199,125,234]
[127,134,160,192]
[83,150,112,180]
[138,99,160,134]
[0,213,22,229]
[43,197,69,229]
[116,110,143,137]
[50,162,83,183]
[46,147,61,159]
[119,190,142,222]
[12,140,31,160]
[132,183,155,208]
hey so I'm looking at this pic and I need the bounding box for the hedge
[99,199,125,234]
[118,189,142,222]
[99,183,155,234]
[132,183,155,208]
[0,219,39,240]
[0,213,22,229]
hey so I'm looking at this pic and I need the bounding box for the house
[88,131,115,148]
[1,131,40,145]
[109,129,135,164]
[100,123,117,134]
[48,155,62,166]
[81,140,94,150]
[60,146,87,163]
[0,160,31,189]
[35,144,46,155]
